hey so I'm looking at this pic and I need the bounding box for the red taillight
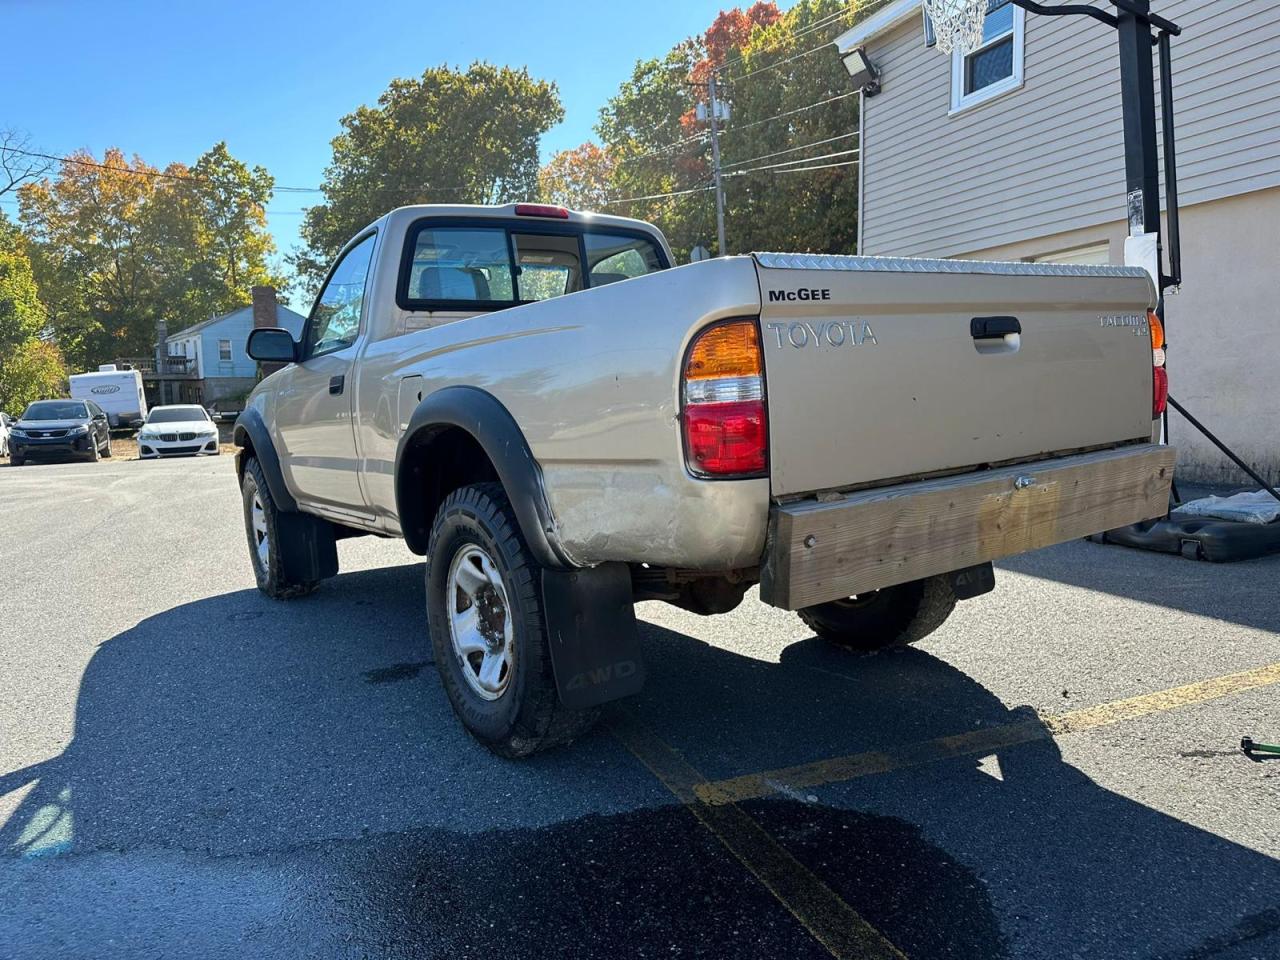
[514,203,570,219]
[682,320,767,477]
[1149,309,1167,419]
[684,400,767,476]
[1153,365,1168,418]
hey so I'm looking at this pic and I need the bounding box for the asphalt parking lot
[2,455,1278,960]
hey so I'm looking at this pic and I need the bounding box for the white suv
[138,405,220,459]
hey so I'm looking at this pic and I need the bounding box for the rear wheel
[241,457,319,599]
[797,576,957,653]
[426,482,598,757]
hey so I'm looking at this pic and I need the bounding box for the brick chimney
[250,285,285,376]
[251,285,278,329]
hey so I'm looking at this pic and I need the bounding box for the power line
[725,148,859,177]
[723,90,861,136]
[716,2,854,78]
[4,147,325,193]
[717,0,895,84]
[599,182,715,206]
[720,33,837,85]
[768,158,860,175]
[615,132,709,167]
[720,131,858,169]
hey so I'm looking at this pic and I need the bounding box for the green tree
[296,62,564,287]
[538,142,615,210]
[0,214,44,353]
[591,0,864,259]
[0,337,66,414]
[594,44,714,261]
[716,0,862,255]
[18,143,284,371]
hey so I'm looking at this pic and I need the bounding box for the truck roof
[367,203,668,252]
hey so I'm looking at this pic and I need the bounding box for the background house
[837,0,1279,485]
[124,286,306,407]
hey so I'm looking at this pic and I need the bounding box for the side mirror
[246,328,299,363]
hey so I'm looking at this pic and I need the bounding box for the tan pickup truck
[236,202,1173,755]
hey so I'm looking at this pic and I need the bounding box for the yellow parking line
[696,661,1280,807]
[610,710,907,960]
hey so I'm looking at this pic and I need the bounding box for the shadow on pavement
[998,538,1280,634]
[1,564,1277,959]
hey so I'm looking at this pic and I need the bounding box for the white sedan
[137,405,221,459]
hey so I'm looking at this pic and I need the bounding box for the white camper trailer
[68,365,147,429]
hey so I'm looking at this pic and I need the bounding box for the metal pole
[1158,31,1182,289]
[1115,0,1161,240]
[708,73,728,257]
[1167,396,1280,505]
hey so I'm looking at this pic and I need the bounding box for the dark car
[8,399,113,466]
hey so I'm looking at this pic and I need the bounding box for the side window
[405,227,514,305]
[585,233,665,286]
[950,4,1024,113]
[307,232,377,357]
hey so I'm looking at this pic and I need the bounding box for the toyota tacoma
[235,202,1174,755]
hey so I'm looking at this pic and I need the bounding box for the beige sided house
[836,0,1280,485]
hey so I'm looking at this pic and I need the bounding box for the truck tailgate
[754,253,1158,497]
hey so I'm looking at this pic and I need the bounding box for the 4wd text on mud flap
[565,660,639,691]
[765,320,878,349]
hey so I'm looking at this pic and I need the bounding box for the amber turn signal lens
[685,321,762,380]
[1148,310,1165,352]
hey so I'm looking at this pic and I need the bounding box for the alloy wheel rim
[446,544,513,701]
[251,493,269,569]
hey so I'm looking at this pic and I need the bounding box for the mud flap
[275,511,339,582]
[947,562,995,600]
[542,563,645,709]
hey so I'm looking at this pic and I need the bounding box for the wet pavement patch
[363,662,430,685]
[329,799,1003,959]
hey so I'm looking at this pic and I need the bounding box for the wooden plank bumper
[759,445,1176,610]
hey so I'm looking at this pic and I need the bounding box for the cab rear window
[398,220,667,311]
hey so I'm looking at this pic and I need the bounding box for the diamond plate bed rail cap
[751,251,1150,280]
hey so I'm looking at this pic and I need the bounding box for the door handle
[329,375,345,395]
[971,316,1021,340]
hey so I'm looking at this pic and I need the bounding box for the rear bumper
[759,444,1176,610]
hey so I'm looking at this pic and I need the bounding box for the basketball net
[924,0,989,55]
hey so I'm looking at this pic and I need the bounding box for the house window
[218,339,232,362]
[950,4,1024,114]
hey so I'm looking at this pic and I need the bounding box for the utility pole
[707,72,728,257]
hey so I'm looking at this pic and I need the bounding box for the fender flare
[395,385,572,569]
[233,408,298,513]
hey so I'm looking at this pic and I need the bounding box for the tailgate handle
[971,316,1021,340]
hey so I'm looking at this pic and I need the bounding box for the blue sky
[0,0,778,307]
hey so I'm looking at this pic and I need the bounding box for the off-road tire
[241,457,319,600]
[426,482,599,757]
[797,575,957,653]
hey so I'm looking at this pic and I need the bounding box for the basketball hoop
[923,0,989,55]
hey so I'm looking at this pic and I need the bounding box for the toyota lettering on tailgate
[765,320,878,349]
